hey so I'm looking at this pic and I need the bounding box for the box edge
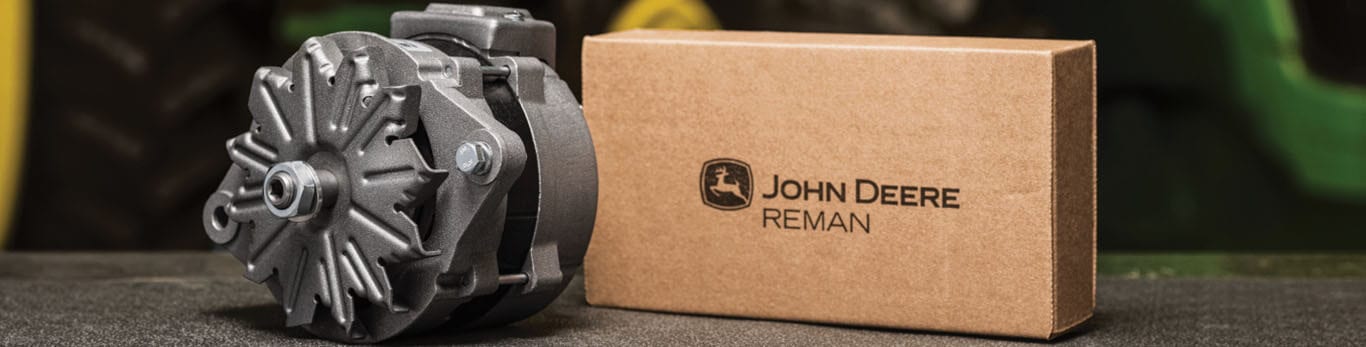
[1048,40,1098,338]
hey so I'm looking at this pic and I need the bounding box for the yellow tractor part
[0,0,29,248]
[608,0,720,31]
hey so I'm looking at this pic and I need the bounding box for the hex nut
[264,161,323,220]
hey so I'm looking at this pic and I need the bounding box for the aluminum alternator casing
[200,4,595,343]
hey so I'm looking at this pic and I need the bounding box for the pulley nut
[264,161,325,220]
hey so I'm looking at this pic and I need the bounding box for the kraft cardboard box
[581,30,1095,340]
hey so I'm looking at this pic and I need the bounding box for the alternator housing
[201,4,595,342]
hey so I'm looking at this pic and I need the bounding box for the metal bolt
[497,273,529,285]
[455,141,491,175]
[264,161,326,220]
[480,65,511,80]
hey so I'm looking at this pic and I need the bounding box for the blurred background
[0,0,1361,252]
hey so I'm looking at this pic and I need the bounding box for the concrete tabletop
[0,252,1362,346]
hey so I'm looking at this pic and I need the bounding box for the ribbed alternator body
[201,4,595,342]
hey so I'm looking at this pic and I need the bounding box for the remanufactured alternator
[200,4,595,342]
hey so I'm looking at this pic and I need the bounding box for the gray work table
[0,252,1361,345]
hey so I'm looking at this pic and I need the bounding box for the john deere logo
[701,158,751,210]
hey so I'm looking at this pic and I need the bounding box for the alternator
[200,4,595,342]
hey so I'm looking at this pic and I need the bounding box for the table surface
[0,252,1362,346]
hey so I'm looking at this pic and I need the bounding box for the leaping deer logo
[709,167,749,204]
[700,158,751,210]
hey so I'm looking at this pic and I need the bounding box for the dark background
[5,0,1363,251]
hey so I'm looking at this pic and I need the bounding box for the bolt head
[455,142,491,175]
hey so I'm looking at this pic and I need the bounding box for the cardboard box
[581,30,1095,340]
